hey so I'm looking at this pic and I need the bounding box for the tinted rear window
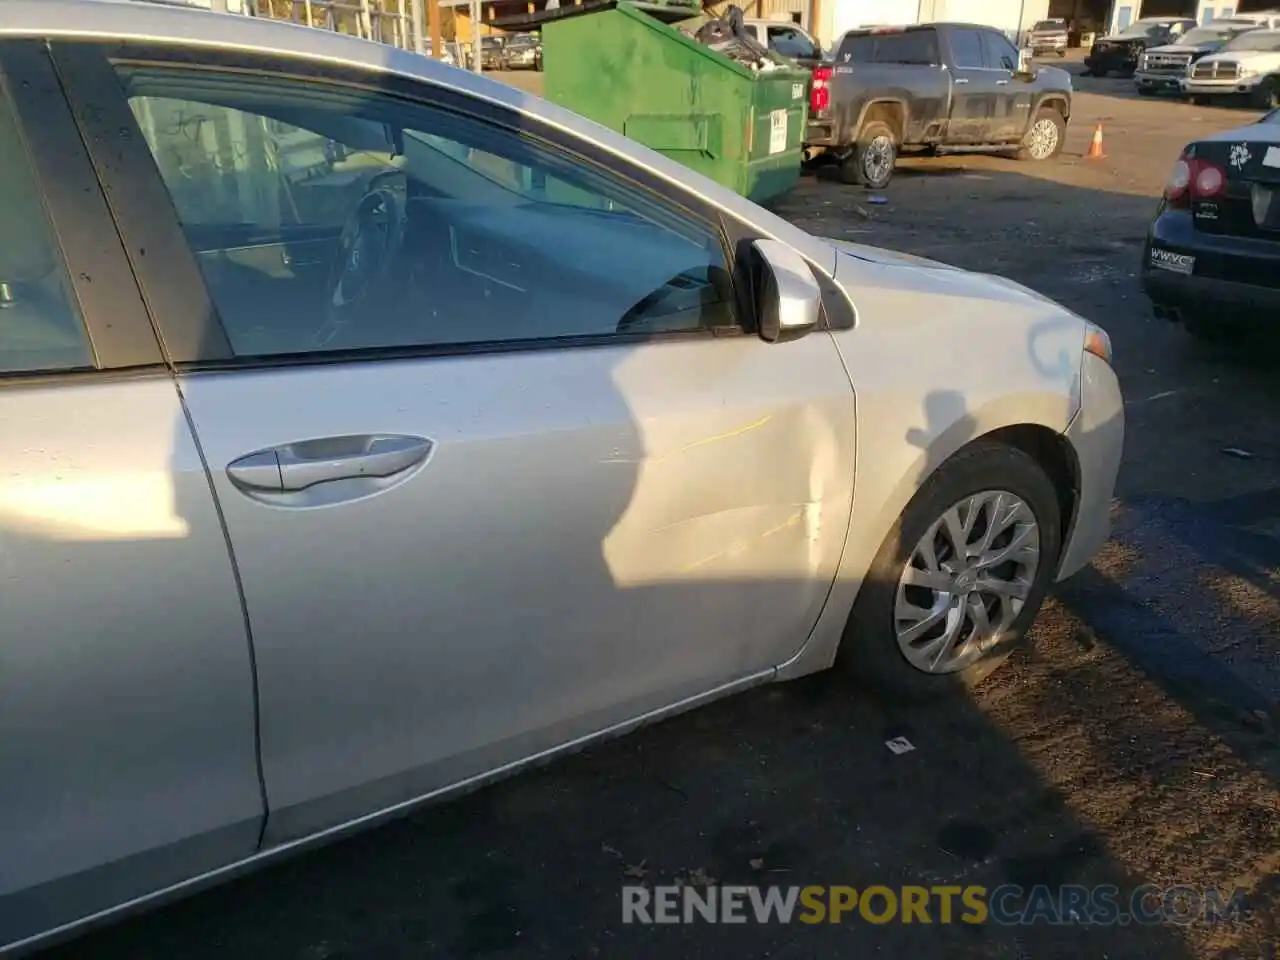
[836,33,875,62]
[876,30,939,64]
[837,30,938,64]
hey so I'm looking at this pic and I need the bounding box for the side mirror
[752,238,821,343]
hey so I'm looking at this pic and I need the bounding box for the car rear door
[0,42,262,949]
[981,29,1033,142]
[56,42,857,846]
[942,27,1000,142]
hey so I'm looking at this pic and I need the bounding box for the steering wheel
[313,173,409,349]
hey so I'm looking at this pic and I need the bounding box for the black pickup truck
[804,23,1073,189]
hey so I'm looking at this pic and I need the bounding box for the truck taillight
[1164,153,1227,208]
[811,65,831,114]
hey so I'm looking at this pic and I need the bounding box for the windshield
[1116,21,1175,38]
[1032,20,1064,31]
[1225,30,1280,50]
[1179,25,1240,45]
[481,37,503,48]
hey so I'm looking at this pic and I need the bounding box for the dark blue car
[1143,108,1280,340]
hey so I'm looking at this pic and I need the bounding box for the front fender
[1032,91,1072,122]
[775,251,1086,680]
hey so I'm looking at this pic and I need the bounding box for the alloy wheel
[863,135,894,184]
[1024,118,1060,160]
[894,490,1041,674]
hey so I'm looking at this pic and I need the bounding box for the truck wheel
[1253,77,1279,110]
[1017,108,1065,162]
[1136,86,1157,97]
[841,121,897,189]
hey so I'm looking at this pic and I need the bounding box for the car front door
[56,43,857,845]
[0,43,263,949]
[981,30,1033,142]
[944,27,1001,141]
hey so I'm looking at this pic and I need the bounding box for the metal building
[816,0,1051,46]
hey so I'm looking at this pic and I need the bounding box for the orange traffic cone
[1086,124,1106,159]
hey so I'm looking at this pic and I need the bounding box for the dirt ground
[42,71,1280,960]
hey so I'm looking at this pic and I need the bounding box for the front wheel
[838,442,1063,699]
[1017,108,1066,161]
[1253,76,1279,110]
[840,120,897,189]
[1136,86,1157,97]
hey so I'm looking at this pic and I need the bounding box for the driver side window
[117,67,737,359]
[981,31,1020,71]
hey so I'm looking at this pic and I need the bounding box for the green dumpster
[501,1,809,204]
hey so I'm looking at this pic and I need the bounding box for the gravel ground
[41,71,1280,960]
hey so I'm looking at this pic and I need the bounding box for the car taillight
[1164,154,1227,208]
[811,65,831,114]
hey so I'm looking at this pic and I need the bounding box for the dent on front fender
[775,255,1086,680]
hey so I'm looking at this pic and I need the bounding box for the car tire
[1189,94,1207,106]
[1137,86,1157,97]
[837,441,1063,701]
[1057,50,1066,58]
[840,120,897,189]
[1017,107,1066,161]
[1253,76,1279,110]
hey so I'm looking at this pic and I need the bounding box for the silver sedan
[0,0,1123,952]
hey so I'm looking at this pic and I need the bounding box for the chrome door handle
[997,79,1011,85]
[954,78,970,84]
[228,435,433,493]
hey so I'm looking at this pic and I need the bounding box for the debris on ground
[886,736,916,755]
[688,867,716,887]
